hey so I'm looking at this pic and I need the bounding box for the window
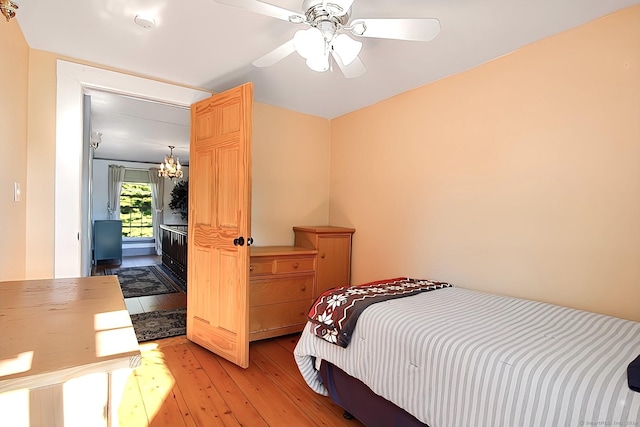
[120,182,153,237]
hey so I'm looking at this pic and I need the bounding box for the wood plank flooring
[97,256,362,426]
[119,335,364,427]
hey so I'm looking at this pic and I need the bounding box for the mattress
[294,286,640,427]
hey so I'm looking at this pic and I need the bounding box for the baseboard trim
[123,247,156,257]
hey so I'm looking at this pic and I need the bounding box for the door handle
[233,236,245,246]
[247,237,254,246]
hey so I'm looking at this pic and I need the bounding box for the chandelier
[0,0,18,22]
[158,146,183,179]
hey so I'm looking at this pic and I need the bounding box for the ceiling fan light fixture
[216,0,440,78]
[0,0,18,22]
[293,27,325,59]
[306,54,330,72]
[331,33,362,66]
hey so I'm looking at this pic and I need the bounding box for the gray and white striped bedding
[294,286,640,427]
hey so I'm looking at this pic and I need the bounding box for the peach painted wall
[23,51,331,278]
[0,19,29,281]
[25,50,57,278]
[330,6,640,321]
[252,103,331,245]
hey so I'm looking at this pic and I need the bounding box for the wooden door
[187,83,253,368]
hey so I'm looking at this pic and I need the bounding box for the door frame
[55,60,210,277]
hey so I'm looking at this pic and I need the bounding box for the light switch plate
[14,182,20,202]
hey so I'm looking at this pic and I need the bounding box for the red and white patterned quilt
[307,277,453,347]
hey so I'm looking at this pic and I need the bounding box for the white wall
[92,159,189,224]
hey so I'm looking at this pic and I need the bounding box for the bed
[294,278,640,427]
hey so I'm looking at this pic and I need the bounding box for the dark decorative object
[160,225,188,290]
[169,180,188,220]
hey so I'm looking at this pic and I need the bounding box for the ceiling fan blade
[331,51,366,79]
[333,0,355,16]
[214,0,304,22]
[252,39,296,67]
[350,18,441,41]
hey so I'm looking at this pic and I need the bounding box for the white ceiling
[86,89,191,164]
[15,0,639,163]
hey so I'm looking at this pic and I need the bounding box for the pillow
[629,354,640,392]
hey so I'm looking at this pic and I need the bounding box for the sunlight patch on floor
[118,346,176,427]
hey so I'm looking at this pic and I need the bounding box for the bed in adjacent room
[294,278,640,427]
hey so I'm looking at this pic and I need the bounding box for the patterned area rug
[105,265,179,298]
[156,263,187,293]
[130,308,186,342]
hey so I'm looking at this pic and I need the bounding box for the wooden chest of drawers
[294,226,355,296]
[249,246,317,341]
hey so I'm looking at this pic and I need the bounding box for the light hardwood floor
[97,256,360,426]
[119,334,364,427]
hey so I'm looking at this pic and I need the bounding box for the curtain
[107,165,125,219]
[149,168,165,255]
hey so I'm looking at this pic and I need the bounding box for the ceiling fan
[215,0,441,78]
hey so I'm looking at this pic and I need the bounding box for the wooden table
[0,276,141,427]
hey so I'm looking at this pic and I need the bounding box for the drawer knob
[293,263,299,268]
[249,265,254,272]
[320,253,326,259]
[301,286,306,291]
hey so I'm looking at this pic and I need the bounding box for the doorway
[55,60,210,278]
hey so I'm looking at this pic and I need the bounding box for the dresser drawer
[249,259,273,275]
[274,257,315,274]
[250,275,314,307]
[249,300,311,334]
[250,255,316,275]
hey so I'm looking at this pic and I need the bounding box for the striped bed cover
[294,287,640,427]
